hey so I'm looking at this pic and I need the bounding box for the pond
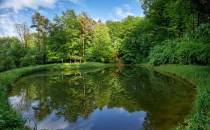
[8,66,195,130]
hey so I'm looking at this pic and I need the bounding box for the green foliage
[120,17,153,64]
[140,0,210,66]
[87,23,113,63]
[191,23,210,43]
[20,49,37,67]
[48,10,90,63]
[0,110,24,129]
[149,38,210,65]
[140,0,197,40]
[0,37,23,71]
[148,40,178,65]
[0,36,40,71]
[106,21,123,60]
[32,12,49,64]
[0,57,16,72]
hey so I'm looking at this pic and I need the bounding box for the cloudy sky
[0,0,143,36]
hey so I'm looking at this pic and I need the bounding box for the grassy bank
[156,64,210,130]
[0,62,110,130]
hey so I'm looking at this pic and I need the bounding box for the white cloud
[0,12,32,37]
[114,4,135,19]
[0,0,84,12]
[93,17,105,23]
[0,0,85,37]
[0,0,57,12]
[68,0,83,4]
[0,14,17,36]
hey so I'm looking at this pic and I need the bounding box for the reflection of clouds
[34,111,94,130]
[64,117,94,130]
[8,70,149,130]
[9,96,22,107]
[138,116,146,122]
[9,93,147,130]
[9,91,26,111]
[37,111,69,130]
[31,100,40,109]
[21,106,146,130]
[117,107,125,113]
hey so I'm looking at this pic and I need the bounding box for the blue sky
[0,0,144,36]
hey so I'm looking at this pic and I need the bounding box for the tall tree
[15,23,30,48]
[120,16,152,63]
[87,23,113,63]
[32,12,49,64]
[79,12,96,62]
[48,10,82,63]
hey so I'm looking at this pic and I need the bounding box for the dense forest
[1,0,210,72]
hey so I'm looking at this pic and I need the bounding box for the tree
[48,10,82,63]
[0,37,25,71]
[87,23,113,63]
[120,16,152,63]
[32,12,49,64]
[139,0,197,40]
[79,12,96,62]
[106,21,124,61]
[14,23,30,48]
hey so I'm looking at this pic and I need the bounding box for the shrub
[193,23,210,43]
[176,39,210,65]
[148,40,179,65]
[20,54,36,67]
[149,38,210,65]
[0,57,16,72]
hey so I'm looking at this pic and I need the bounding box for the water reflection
[9,67,195,130]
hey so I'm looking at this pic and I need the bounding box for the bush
[20,48,37,66]
[86,46,113,63]
[176,40,210,65]
[0,37,21,71]
[149,38,210,65]
[0,57,16,72]
[148,40,178,65]
[193,23,210,43]
[20,54,36,67]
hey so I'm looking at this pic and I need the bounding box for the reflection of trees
[9,67,195,130]
[10,77,39,112]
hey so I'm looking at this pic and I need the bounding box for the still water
[9,66,195,130]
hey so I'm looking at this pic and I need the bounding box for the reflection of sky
[9,91,27,111]
[9,96,22,108]
[9,96,146,130]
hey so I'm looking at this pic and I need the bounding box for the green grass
[0,62,110,130]
[156,64,210,130]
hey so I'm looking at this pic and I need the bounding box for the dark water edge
[8,66,195,130]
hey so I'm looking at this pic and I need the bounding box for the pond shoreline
[155,64,210,130]
[0,63,209,130]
